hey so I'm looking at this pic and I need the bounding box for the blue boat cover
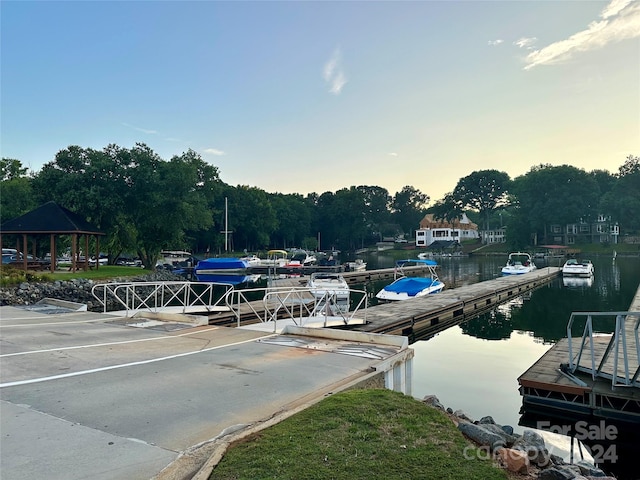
[384,277,437,296]
[194,274,256,284]
[195,257,248,270]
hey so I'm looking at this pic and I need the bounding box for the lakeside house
[546,215,619,245]
[415,213,479,247]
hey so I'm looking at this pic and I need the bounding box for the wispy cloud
[323,47,348,95]
[514,37,537,50]
[388,152,398,157]
[203,148,225,156]
[122,122,158,134]
[488,39,504,46]
[524,0,640,70]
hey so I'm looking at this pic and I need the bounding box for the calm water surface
[366,253,639,478]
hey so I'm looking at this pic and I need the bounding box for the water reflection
[410,255,639,479]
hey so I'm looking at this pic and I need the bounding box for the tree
[511,164,600,245]
[451,170,511,231]
[390,186,430,237]
[618,154,640,176]
[429,192,464,223]
[269,193,313,249]
[1,158,28,181]
[0,158,35,223]
[227,186,277,251]
[32,144,216,267]
[356,185,391,241]
[601,155,640,233]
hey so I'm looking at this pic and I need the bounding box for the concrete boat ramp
[0,268,561,479]
[0,305,411,480]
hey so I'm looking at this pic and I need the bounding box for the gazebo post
[72,233,78,272]
[22,234,28,271]
[50,234,56,273]
[84,235,89,270]
[96,236,100,270]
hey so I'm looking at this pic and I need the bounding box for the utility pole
[220,197,232,252]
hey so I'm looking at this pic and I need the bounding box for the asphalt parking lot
[0,305,403,480]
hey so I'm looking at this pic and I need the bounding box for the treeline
[1,144,638,266]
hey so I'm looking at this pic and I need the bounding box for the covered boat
[194,257,250,278]
[376,259,444,301]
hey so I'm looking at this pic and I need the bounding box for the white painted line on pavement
[0,327,220,358]
[0,318,116,327]
[0,333,277,389]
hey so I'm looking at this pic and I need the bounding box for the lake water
[365,253,639,478]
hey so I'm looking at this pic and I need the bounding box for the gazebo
[0,201,105,272]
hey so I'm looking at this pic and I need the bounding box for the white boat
[376,259,444,302]
[239,254,261,267]
[260,249,289,268]
[501,252,537,275]
[307,272,350,313]
[562,259,594,277]
[344,259,367,272]
[290,249,317,266]
[156,250,193,268]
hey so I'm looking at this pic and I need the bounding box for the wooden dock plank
[518,283,640,422]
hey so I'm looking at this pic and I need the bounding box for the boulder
[496,447,530,474]
[574,461,607,477]
[538,467,576,480]
[453,409,474,422]
[478,415,496,424]
[501,424,514,436]
[479,423,517,447]
[422,395,445,411]
[458,422,506,451]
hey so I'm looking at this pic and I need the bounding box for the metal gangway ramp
[92,281,368,331]
[565,311,640,389]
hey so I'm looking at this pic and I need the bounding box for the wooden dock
[518,284,640,424]
[206,267,561,338]
[350,267,561,338]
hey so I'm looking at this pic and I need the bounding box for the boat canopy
[396,259,438,267]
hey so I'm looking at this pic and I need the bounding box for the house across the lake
[547,215,619,245]
[415,213,479,247]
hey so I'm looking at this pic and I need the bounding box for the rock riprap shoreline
[0,271,184,311]
[423,395,619,480]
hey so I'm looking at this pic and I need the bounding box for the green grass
[47,265,151,281]
[0,265,150,286]
[210,389,508,480]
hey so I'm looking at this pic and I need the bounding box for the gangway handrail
[566,311,640,388]
[225,285,368,331]
[91,281,234,316]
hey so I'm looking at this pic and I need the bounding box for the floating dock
[518,282,640,424]
[188,266,561,338]
[351,267,560,338]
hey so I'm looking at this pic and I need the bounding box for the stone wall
[0,270,185,311]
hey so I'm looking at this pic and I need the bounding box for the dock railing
[227,285,368,331]
[92,281,368,329]
[91,281,234,316]
[566,311,640,388]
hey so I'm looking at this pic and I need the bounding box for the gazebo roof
[0,201,104,235]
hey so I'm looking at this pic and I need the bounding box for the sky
[1,0,639,203]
